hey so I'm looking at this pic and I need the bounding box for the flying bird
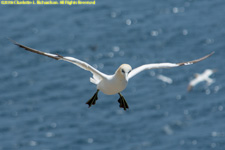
[156,74,173,84]
[188,69,216,91]
[11,39,214,110]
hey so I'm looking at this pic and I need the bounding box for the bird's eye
[122,69,125,73]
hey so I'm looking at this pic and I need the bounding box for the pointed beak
[125,73,129,81]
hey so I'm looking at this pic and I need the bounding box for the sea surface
[0,0,225,150]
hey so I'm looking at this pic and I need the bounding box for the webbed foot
[118,93,129,111]
[86,90,99,108]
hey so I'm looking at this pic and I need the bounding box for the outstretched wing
[11,39,109,84]
[128,52,214,79]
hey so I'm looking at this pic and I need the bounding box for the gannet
[11,40,214,110]
[156,74,173,84]
[188,69,216,91]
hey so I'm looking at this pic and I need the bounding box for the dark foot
[86,90,99,108]
[118,93,129,111]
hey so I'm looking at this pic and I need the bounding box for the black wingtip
[8,38,23,48]
[207,51,215,57]
[210,51,215,56]
[8,38,29,50]
[203,51,215,60]
[8,38,17,45]
[177,51,215,66]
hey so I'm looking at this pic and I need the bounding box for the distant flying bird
[156,74,173,84]
[188,69,216,91]
[11,39,214,110]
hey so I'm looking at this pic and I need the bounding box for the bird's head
[204,69,217,76]
[116,64,132,81]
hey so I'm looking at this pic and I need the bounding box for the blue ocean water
[0,0,225,149]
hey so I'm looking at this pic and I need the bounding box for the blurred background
[0,0,225,149]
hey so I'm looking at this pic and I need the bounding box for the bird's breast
[97,77,128,95]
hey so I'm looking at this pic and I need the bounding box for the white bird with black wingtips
[188,69,217,91]
[10,39,214,110]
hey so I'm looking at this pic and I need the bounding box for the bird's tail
[90,74,101,85]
